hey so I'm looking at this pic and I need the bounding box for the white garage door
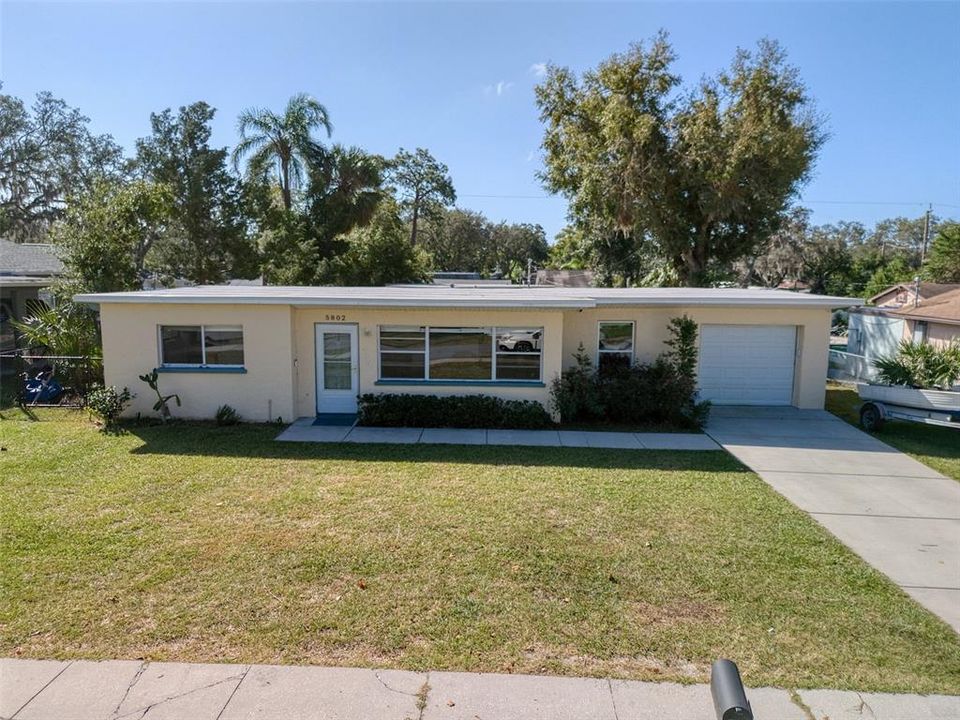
[698,325,797,406]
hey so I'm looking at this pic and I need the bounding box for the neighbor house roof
[75,285,861,310]
[0,239,64,277]
[535,269,595,288]
[868,282,959,306]
[887,287,960,326]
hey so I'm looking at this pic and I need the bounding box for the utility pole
[920,203,932,266]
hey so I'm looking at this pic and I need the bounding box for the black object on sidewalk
[710,659,753,720]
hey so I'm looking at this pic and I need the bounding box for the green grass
[2,411,959,694]
[826,383,960,481]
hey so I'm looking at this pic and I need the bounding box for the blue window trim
[375,379,544,388]
[155,366,247,374]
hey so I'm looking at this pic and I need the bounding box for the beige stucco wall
[560,305,833,409]
[97,300,835,422]
[901,319,959,349]
[291,307,564,418]
[99,303,296,422]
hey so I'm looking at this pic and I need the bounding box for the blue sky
[2,1,958,241]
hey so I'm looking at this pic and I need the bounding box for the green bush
[549,344,604,422]
[551,315,710,429]
[874,341,960,389]
[358,393,553,429]
[215,404,241,426]
[85,385,132,429]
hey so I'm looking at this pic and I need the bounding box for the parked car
[498,329,541,352]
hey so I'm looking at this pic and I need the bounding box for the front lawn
[826,383,960,481]
[1,413,958,694]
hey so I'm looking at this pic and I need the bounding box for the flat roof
[75,285,862,310]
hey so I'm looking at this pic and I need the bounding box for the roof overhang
[73,286,863,311]
[887,312,960,327]
[0,276,56,288]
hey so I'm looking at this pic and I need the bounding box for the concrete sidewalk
[706,406,960,633]
[3,658,958,720]
[276,418,721,450]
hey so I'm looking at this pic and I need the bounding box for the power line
[457,193,960,210]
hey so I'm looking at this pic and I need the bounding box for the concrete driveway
[706,406,960,633]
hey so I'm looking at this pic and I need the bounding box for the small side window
[598,322,634,370]
[159,325,244,366]
[160,326,203,365]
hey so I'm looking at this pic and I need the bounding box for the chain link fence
[0,351,102,408]
[828,349,878,385]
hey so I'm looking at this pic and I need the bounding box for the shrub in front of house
[215,404,242,426]
[551,316,711,430]
[357,393,553,429]
[85,385,132,430]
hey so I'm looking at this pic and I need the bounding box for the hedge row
[357,393,553,429]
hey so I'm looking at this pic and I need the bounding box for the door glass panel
[324,360,352,389]
[324,332,351,361]
[323,332,353,390]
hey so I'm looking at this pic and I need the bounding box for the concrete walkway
[706,406,960,633]
[3,658,958,720]
[276,418,721,450]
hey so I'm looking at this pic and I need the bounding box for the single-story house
[886,286,960,348]
[75,286,859,422]
[847,282,960,359]
[869,281,957,310]
[1,239,65,351]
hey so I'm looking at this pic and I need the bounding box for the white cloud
[484,80,514,97]
[529,62,547,78]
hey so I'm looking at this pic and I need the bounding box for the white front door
[315,324,359,414]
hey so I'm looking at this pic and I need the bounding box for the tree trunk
[410,204,419,246]
[281,158,292,210]
[681,225,711,287]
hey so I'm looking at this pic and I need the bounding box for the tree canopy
[387,148,456,246]
[232,94,332,210]
[0,88,124,242]
[923,223,960,283]
[535,32,825,286]
[54,179,172,294]
[420,208,548,278]
[136,102,258,285]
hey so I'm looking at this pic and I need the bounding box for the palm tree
[308,146,386,236]
[232,94,332,210]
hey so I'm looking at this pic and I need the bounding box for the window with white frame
[159,325,244,367]
[598,321,634,369]
[378,326,543,382]
[379,326,427,379]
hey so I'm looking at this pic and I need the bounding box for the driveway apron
[706,406,960,633]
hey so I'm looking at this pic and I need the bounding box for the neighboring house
[869,282,957,309]
[0,239,65,351]
[847,282,960,359]
[775,279,811,293]
[75,286,859,422]
[886,287,960,348]
[535,269,595,287]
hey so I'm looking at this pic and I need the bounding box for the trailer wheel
[860,402,885,432]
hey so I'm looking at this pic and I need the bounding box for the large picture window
[378,326,542,382]
[598,321,634,369]
[159,325,244,367]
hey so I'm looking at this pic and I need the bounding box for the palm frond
[286,93,333,137]
[231,134,270,171]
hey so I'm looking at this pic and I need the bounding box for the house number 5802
[325,314,346,321]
